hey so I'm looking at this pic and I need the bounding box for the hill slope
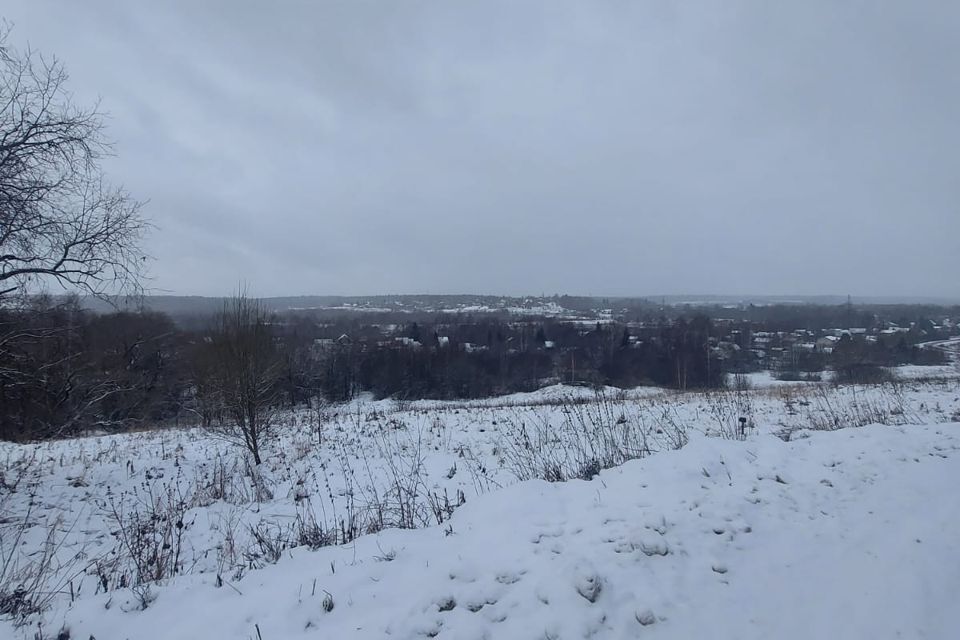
[17,422,960,640]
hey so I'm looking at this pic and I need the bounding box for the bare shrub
[500,392,687,482]
[101,481,193,588]
[803,383,916,431]
[203,292,281,465]
[0,502,87,624]
[702,387,754,440]
[192,453,244,506]
[244,521,286,566]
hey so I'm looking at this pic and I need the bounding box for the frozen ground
[1,371,959,639]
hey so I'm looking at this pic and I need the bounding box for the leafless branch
[0,25,149,303]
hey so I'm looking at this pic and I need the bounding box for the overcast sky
[5,1,958,298]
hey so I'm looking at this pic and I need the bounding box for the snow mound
[22,423,960,639]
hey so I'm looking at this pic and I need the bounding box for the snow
[741,363,959,389]
[893,364,959,380]
[436,302,573,317]
[3,374,960,638]
[15,422,958,639]
[741,370,818,388]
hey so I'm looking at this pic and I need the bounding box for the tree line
[0,294,734,442]
[4,289,955,443]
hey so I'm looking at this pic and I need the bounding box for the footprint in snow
[574,573,603,603]
[435,596,456,612]
[530,528,564,543]
[639,534,670,557]
[635,609,658,626]
[464,597,497,612]
[495,571,523,585]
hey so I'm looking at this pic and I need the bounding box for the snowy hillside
[2,376,959,639]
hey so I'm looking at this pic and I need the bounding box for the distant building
[816,336,840,353]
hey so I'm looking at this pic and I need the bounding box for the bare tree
[207,292,280,464]
[0,23,148,301]
[0,296,183,441]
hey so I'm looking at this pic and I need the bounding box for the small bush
[834,364,895,385]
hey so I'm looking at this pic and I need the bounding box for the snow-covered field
[2,371,959,639]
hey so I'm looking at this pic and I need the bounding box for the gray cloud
[5,0,958,297]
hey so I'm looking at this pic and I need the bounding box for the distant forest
[0,295,954,442]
